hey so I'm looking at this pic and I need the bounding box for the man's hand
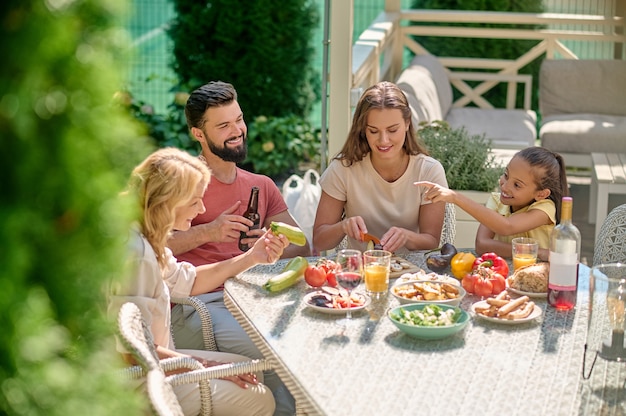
[210,201,254,243]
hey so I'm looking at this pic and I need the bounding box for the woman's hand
[380,227,409,253]
[193,357,259,389]
[342,216,368,241]
[250,228,289,264]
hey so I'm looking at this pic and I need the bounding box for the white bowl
[390,280,466,307]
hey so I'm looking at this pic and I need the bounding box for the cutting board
[389,256,421,279]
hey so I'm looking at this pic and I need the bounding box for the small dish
[393,270,460,287]
[507,286,548,299]
[388,303,470,340]
[302,291,371,315]
[471,300,542,325]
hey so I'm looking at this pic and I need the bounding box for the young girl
[313,81,448,254]
[109,147,288,416]
[415,146,568,261]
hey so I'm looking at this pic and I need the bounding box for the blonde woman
[110,147,287,415]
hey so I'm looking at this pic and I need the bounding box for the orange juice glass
[363,250,392,298]
[512,237,539,271]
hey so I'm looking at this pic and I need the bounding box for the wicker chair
[117,302,272,416]
[170,296,218,351]
[593,204,626,265]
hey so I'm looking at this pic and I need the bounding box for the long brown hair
[128,148,211,268]
[336,81,428,165]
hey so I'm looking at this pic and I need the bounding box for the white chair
[170,296,218,351]
[117,302,272,415]
[593,203,626,265]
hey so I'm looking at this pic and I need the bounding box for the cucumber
[270,221,307,246]
[263,256,309,292]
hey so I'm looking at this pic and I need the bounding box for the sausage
[505,301,535,320]
[498,295,530,316]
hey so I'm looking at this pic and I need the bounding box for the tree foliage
[167,0,320,122]
[0,1,149,414]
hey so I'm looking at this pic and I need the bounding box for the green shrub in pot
[418,120,502,192]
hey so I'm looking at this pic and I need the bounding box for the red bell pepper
[472,252,510,277]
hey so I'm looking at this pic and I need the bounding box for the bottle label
[548,251,578,290]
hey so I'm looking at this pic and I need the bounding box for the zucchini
[270,221,307,246]
[263,256,309,292]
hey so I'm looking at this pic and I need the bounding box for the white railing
[327,7,625,161]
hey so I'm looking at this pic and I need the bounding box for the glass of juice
[512,237,539,271]
[363,249,392,299]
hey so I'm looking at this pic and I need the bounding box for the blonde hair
[128,147,211,268]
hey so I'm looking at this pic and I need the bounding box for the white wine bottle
[548,197,581,310]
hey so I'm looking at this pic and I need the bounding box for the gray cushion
[539,60,626,118]
[447,108,537,149]
[540,114,626,153]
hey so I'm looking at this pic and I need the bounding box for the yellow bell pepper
[450,252,476,280]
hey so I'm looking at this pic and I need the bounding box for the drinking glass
[512,237,539,271]
[363,249,392,299]
[335,249,363,320]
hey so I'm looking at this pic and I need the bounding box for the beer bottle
[238,186,260,251]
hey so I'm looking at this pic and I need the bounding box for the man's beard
[207,135,248,163]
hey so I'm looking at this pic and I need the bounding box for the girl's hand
[414,181,457,204]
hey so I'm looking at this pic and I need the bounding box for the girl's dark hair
[515,146,569,223]
[336,81,428,165]
[184,81,237,130]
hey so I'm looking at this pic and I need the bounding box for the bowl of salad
[387,303,470,340]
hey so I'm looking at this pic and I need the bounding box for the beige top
[320,153,447,253]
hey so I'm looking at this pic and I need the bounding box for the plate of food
[393,269,460,287]
[471,293,542,325]
[303,290,371,315]
[506,262,549,298]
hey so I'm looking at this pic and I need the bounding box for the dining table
[223,251,626,415]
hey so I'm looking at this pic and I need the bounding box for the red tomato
[474,276,494,297]
[320,260,339,287]
[304,265,327,287]
[489,272,506,295]
[461,273,476,294]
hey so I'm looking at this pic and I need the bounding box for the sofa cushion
[447,108,537,149]
[408,55,453,117]
[540,114,626,154]
[396,65,442,125]
[540,60,626,118]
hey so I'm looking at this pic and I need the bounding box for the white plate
[507,286,548,299]
[471,300,542,325]
[302,291,371,315]
[393,271,460,287]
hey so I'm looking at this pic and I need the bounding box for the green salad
[391,304,461,327]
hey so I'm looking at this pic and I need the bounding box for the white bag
[282,169,321,246]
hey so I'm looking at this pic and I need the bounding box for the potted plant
[418,120,503,248]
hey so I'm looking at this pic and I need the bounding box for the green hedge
[167,0,320,122]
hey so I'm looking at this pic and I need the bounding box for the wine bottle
[238,186,260,251]
[548,196,581,310]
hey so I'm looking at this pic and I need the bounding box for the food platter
[507,286,548,299]
[393,269,460,287]
[470,300,542,325]
[302,291,371,315]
